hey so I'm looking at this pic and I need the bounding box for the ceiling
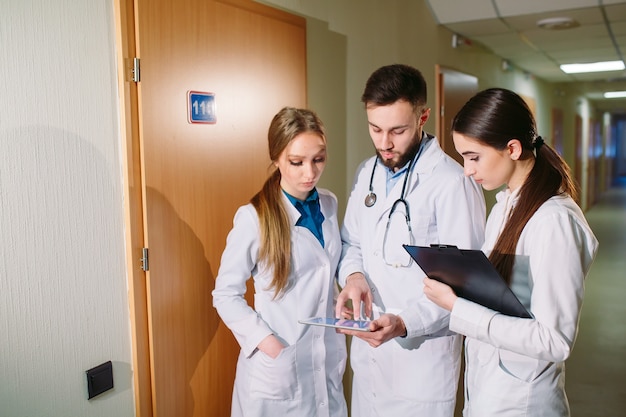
[425,0,626,113]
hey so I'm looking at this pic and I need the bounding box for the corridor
[567,177,626,417]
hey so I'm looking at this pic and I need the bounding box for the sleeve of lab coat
[338,160,369,287]
[212,205,274,357]
[449,207,598,362]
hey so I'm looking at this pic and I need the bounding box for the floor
[566,177,626,417]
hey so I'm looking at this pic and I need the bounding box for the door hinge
[140,247,149,271]
[132,57,140,83]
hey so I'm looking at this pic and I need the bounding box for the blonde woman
[212,107,347,417]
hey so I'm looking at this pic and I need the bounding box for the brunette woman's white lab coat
[339,136,486,416]
[449,189,598,416]
[212,189,347,417]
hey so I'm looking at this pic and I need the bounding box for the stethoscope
[368,154,416,267]
[364,134,429,210]
[364,155,413,211]
[365,135,430,267]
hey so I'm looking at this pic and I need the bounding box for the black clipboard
[404,244,532,318]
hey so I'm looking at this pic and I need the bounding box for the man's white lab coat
[339,136,486,416]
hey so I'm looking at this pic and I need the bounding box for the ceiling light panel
[604,91,626,98]
[496,0,603,16]
[560,61,625,74]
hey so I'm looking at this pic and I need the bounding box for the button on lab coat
[213,189,347,417]
[339,136,486,416]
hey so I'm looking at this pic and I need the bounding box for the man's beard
[377,132,422,171]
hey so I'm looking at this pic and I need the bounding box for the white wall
[0,1,134,416]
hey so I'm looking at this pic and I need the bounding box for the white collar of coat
[411,133,440,175]
[495,185,521,204]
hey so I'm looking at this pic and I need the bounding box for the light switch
[86,361,114,399]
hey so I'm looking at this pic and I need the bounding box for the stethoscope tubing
[364,134,430,214]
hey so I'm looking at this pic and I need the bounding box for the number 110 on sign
[188,91,216,124]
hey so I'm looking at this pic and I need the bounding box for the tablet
[298,317,372,332]
[404,244,532,318]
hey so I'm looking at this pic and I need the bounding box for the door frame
[113,0,153,415]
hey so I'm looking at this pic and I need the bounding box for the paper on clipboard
[404,244,532,318]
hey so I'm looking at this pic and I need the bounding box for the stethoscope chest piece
[364,193,377,207]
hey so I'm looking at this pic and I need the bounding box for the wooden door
[435,66,478,166]
[575,115,583,204]
[116,0,307,415]
[552,108,564,156]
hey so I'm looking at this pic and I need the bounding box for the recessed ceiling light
[604,91,626,98]
[560,60,625,74]
[537,17,580,30]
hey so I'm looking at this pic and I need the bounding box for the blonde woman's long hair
[250,107,326,298]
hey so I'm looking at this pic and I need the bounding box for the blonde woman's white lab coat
[339,136,486,416]
[212,189,347,417]
[450,189,598,416]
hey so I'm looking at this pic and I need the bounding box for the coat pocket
[498,349,551,383]
[392,335,461,402]
[248,344,298,400]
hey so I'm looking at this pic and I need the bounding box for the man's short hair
[361,64,427,109]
